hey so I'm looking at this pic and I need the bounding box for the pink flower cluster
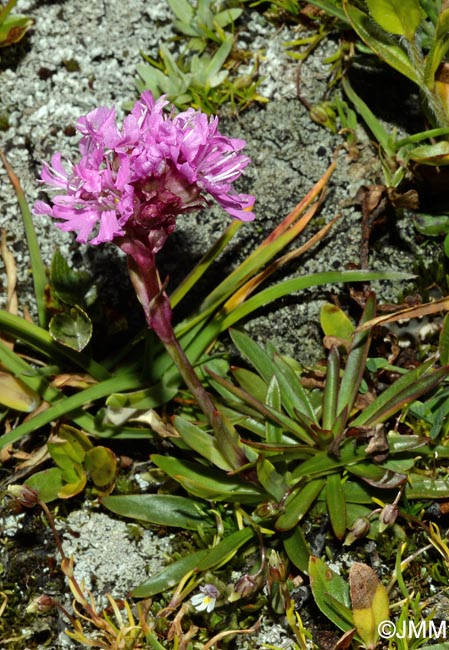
[34,91,255,250]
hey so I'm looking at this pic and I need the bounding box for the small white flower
[191,584,219,613]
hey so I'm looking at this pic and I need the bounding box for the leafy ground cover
[2,1,449,649]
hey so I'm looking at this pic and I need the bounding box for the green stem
[163,334,218,428]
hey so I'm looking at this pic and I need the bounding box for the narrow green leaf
[102,494,213,530]
[207,368,316,445]
[132,548,208,598]
[326,473,347,540]
[232,367,267,403]
[351,362,447,427]
[0,150,47,326]
[218,271,412,331]
[0,0,18,24]
[230,329,318,424]
[215,8,242,28]
[322,346,340,432]
[132,528,254,598]
[195,527,254,572]
[341,76,396,159]
[387,433,429,454]
[204,36,232,82]
[0,372,143,448]
[256,456,288,501]
[271,350,318,424]
[408,141,449,165]
[405,473,449,499]
[212,410,247,471]
[275,479,325,531]
[347,463,406,489]
[413,212,449,236]
[336,293,376,422]
[168,0,194,23]
[283,526,312,573]
[151,454,267,503]
[230,329,279,386]
[174,415,235,472]
[265,376,283,444]
[440,313,449,365]
[291,442,367,479]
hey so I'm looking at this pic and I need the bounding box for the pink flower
[34,92,255,249]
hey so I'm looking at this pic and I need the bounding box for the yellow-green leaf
[58,463,87,499]
[350,562,389,650]
[84,446,117,488]
[26,468,64,503]
[343,1,420,83]
[320,303,354,342]
[0,370,40,412]
[365,0,422,40]
[409,141,449,165]
[47,425,92,470]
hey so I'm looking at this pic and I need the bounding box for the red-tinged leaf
[0,15,33,47]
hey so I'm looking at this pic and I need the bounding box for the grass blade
[0,149,48,327]
[218,270,411,330]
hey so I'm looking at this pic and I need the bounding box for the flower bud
[268,551,287,583]
[267,552,290,615]
[309,103,337,132]
[378,503,398,533]
[26,594,54,614]
[254,500,281,520]
[7,484,39,509]
[344,516,370,546]
[231,570,265,600]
